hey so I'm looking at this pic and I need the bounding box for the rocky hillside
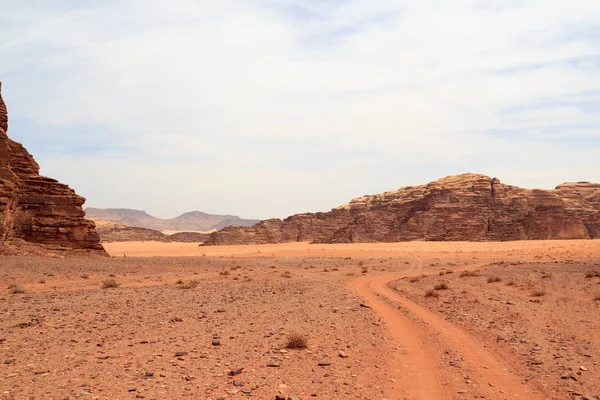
[203,173,600,245]
[92,219,210,243]
[0,82,106,255]
[85,208,260,232]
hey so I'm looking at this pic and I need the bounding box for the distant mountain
[85,208,260,232]
[91,219,211,243]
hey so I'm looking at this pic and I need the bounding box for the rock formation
[204,173,600,245]
[0,82,106,254]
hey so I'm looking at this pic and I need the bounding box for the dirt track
[351,273,546,399]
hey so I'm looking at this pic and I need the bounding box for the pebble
[229,367,244,376]
[318,361,331,367]
[212,339,221,346]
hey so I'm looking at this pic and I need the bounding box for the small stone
[175,352,188,357]
[229,367,244,376]
[318,362,331,367]
[233,381,246,387]
[212,339,221,346]
[359,303,370,308]
[338,350,348,359]
[128,387,137,392]
[267,363,281,368]
[579,366,587,371]
[275,395,285,400]
[34,370,50,375]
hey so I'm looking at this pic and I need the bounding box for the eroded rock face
[204,173,600,245]
[0,83,106,254]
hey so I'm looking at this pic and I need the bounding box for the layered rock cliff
[204,173,600,245]
[0,82,106,254]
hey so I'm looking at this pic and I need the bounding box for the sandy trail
[350,273,547,400]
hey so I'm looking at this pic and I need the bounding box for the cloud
[1,0,599,219]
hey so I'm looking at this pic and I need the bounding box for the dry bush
[445,270,454,274]
[439,271,446,276]
[530,290,546,297]
[425,289,440,298]
[281,271,292,278]
[8,283,25,294]
[101,279,119,289]
[460,270,480,278]
[505,280,516,286]
[220,270,230,276]
[434,282,449,290]
[178,280,199,290]
[487,276,502,283]
[80,274,90,279]
[285,333,308,349]
[585,270,600,278]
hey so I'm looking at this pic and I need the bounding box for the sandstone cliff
[0,82,106,254]
[204,173,600,245]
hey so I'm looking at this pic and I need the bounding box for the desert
[2,2,600,399]
[2,240,599,399]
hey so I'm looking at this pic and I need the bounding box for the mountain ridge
[203,173,600,245]
[85,208,260,232]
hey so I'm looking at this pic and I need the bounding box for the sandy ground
[1,240,599,400]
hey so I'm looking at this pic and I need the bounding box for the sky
[1,0,599,220]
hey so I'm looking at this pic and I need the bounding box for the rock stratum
[204,173,600,245]
[0,82,106,255]
[85,208,260,232]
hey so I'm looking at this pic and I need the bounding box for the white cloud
[1,0,599,219]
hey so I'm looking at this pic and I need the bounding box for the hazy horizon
[1,1,599,220]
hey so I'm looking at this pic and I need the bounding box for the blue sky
[1,0,599,219]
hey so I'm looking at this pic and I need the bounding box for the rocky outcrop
[0,82,106,254]
[204,173,600,245]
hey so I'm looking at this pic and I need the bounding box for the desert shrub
[530,290,546,297]
[81,274,90,279]
[425,289,440,298]
[585,270,600,278]
[434,282,449,290]
[178,280,199,289]
[505,280,516,286]
[460,270,479,278]
[281,271,292,278]
[439,271,446,276]
[285,333,308,349]
[220,270,230,276]
[8,283,25,294]
[101,279,119,289]
[445,270,454,274]
[487,276,502,283]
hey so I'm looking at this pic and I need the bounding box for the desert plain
[1,240,599,400]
